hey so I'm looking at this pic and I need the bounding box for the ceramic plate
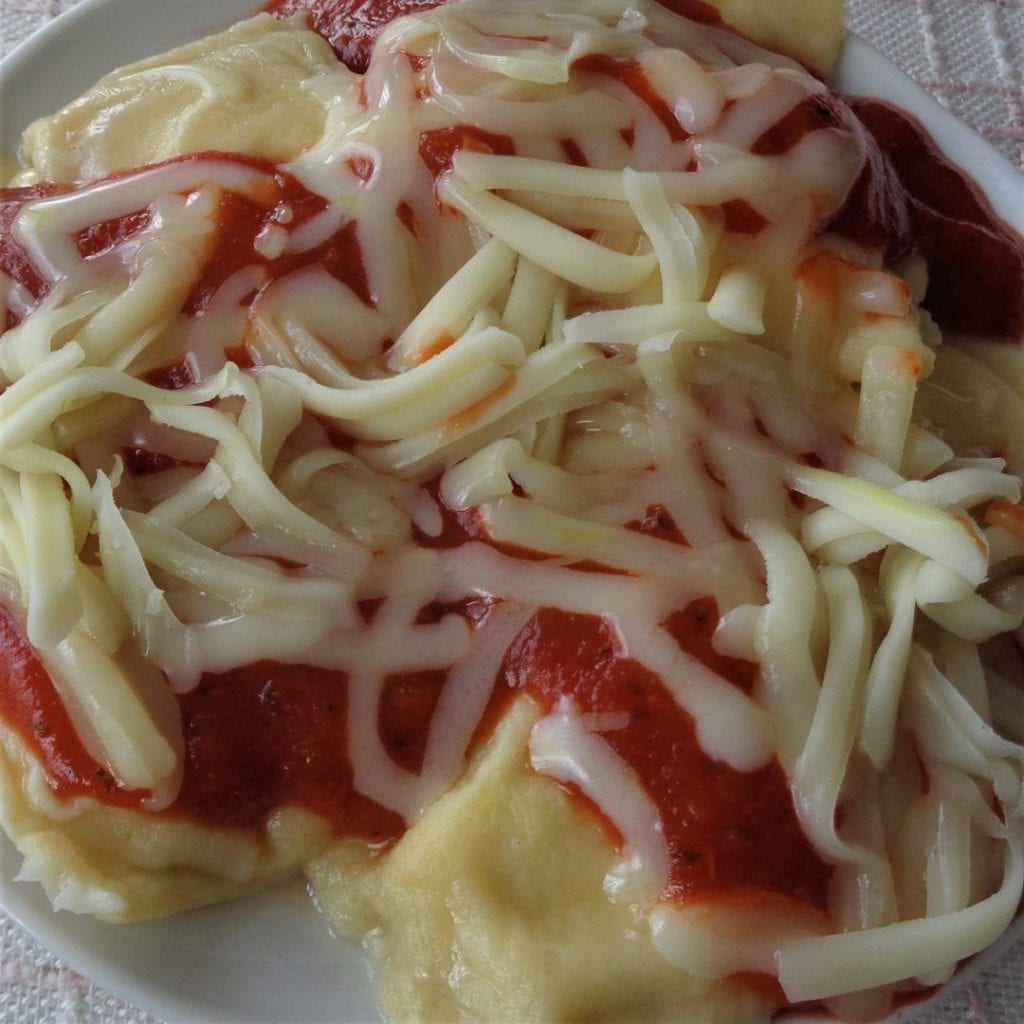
[0,4,1022,1022]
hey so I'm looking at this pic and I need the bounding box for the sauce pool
[829,100,1024,340]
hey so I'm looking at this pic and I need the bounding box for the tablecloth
[0,0,1022,1021]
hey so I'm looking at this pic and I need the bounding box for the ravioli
[18,14,348,184]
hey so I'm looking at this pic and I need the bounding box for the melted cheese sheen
[2,0,1024,1020]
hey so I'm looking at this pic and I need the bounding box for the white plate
[0,5,1022,1023]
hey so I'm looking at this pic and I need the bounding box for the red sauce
[572,54,691,144]
[378,669,447,774]
[0,581,514,844]
[752,92,848,156]
[627,503,690,546]
[560,138,590,168]
[412,484,633,576]
[413,482,576,566]
[144,356,200,391]
[2,3,1022,993]
[225,341,257,369]
[832,100,1024,341]
[1,153,374,361]
[264,0,730,73]
[119,446,202,476]
[663,596,758,694]
[265,0,446,72]
[719,198,771,235]
[0,184,65,313]
[652,0,725,26]
[181,155,373,313]
[250,4,1020,349]
[1,572,828,904]
[0,612,425,842]
[395,198,422,239]
[74,209,150,260]
[417,125,516,180]
[0,607,136,805]
[499,605,831,906]
[173,662,402,838]
[412,483,489,549]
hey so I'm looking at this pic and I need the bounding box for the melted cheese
[2,1,1024,1018]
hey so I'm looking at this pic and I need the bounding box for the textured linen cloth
[0,1,1022,1022]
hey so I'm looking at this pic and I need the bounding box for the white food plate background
[0,2,1023,1022]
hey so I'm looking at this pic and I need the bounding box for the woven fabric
[0,0,1022,1021]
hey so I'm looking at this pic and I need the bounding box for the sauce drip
[829,100,1024,341]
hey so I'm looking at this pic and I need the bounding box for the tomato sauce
[752,92,848,156]
[719,199,771,236]
[0,152,373,356]
[0,573,831,909]
[652,0,725,26]
[572,53,692,144]
[417,125,516,180]
[144,357,202,391]
[377,669,447,774]
[0,618,423,842]
[0,442,818,899]
[499,604,831,906]
[0,184,65,314]
[256,0,1024,341]
[265,0,731,72]
[174,662,403,839]
[560,138,590,168]
[0,608,138,805]
[119,446,203,476]
[180,155,373,313]
[265,0,446,71]
[627,504,690,546]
